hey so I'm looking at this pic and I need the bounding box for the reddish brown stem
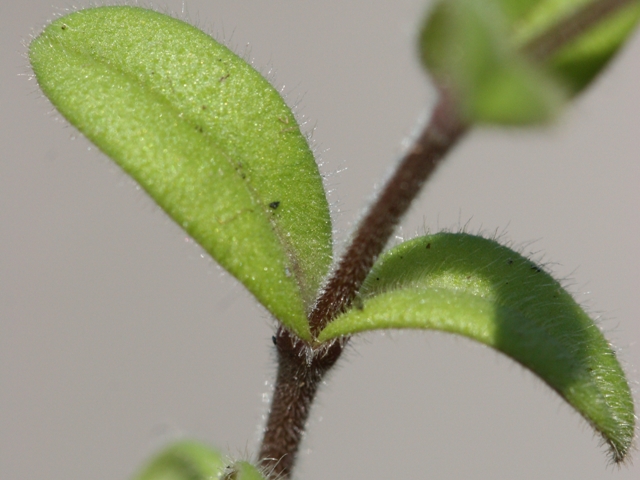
[308,95,467,336]
[258,328,343,478]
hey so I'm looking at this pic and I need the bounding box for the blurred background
[2,1,639,479]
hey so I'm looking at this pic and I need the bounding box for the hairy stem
[258,328,343,479]
[308,94,468,336]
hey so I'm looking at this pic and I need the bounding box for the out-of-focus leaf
[131,442,267,480]
[419,0,640,124]
[29,6,333,340]
[319,233,635,462]
[132,441,225,480]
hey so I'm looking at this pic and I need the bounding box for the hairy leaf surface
[29,6,333,340]
[132,442,267,480]
[419,0,640,123]
[319,233,635,461]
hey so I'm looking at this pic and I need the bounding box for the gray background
[2,1,639,479]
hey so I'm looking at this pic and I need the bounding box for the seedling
[28,1,639,478]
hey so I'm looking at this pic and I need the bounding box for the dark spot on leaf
[507,258,513,265]
[195,125,203,133]
[201,105,207,110]
[219,73,230,82]
[61,24,67,30]
[233,162,246,179]
[376,277,380,281]
[269,201,280,209]
[426,243,431,249]
[530,264,542,273]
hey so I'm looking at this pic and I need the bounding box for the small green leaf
[132,441,226,480]
[132,442,267,480]
[419,0,640,124]
[29,6,333,340]
[521,0,640,92]
[319,233,635,462]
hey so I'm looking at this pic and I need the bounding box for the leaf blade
[29,6,333,340]
[319,233,635,461]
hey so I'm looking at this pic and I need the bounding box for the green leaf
[419,0,640,124]
[319,233,635,462]
[29,6,333,340]
[131,442,267,480]
[132,441,226,480]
